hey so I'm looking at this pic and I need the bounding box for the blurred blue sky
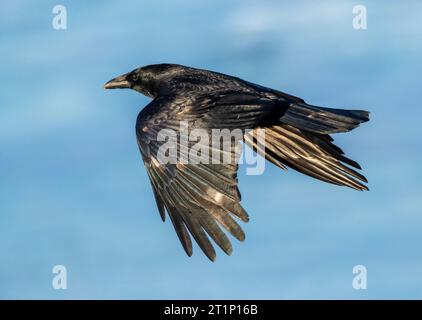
[1,0,422,299]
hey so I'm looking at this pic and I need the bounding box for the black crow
[104,63,369,261]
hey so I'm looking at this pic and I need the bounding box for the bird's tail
[279,102,369,134]
[244,121,369,191]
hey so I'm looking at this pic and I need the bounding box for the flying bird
[104,63,369,261]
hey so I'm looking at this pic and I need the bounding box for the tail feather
[244,124,369,191]
[280,102,369,134]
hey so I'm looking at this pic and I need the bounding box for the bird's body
[104,63,370,261]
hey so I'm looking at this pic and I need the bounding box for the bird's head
[103,64,185,98]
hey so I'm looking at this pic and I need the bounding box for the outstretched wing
[136,92,279,260]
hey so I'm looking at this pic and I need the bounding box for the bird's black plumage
[104,63,370,261]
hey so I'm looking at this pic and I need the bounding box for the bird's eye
[131,74,139,81]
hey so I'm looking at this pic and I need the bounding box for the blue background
[1,0,421,299]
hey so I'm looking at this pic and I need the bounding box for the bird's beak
[103,75,130,89]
